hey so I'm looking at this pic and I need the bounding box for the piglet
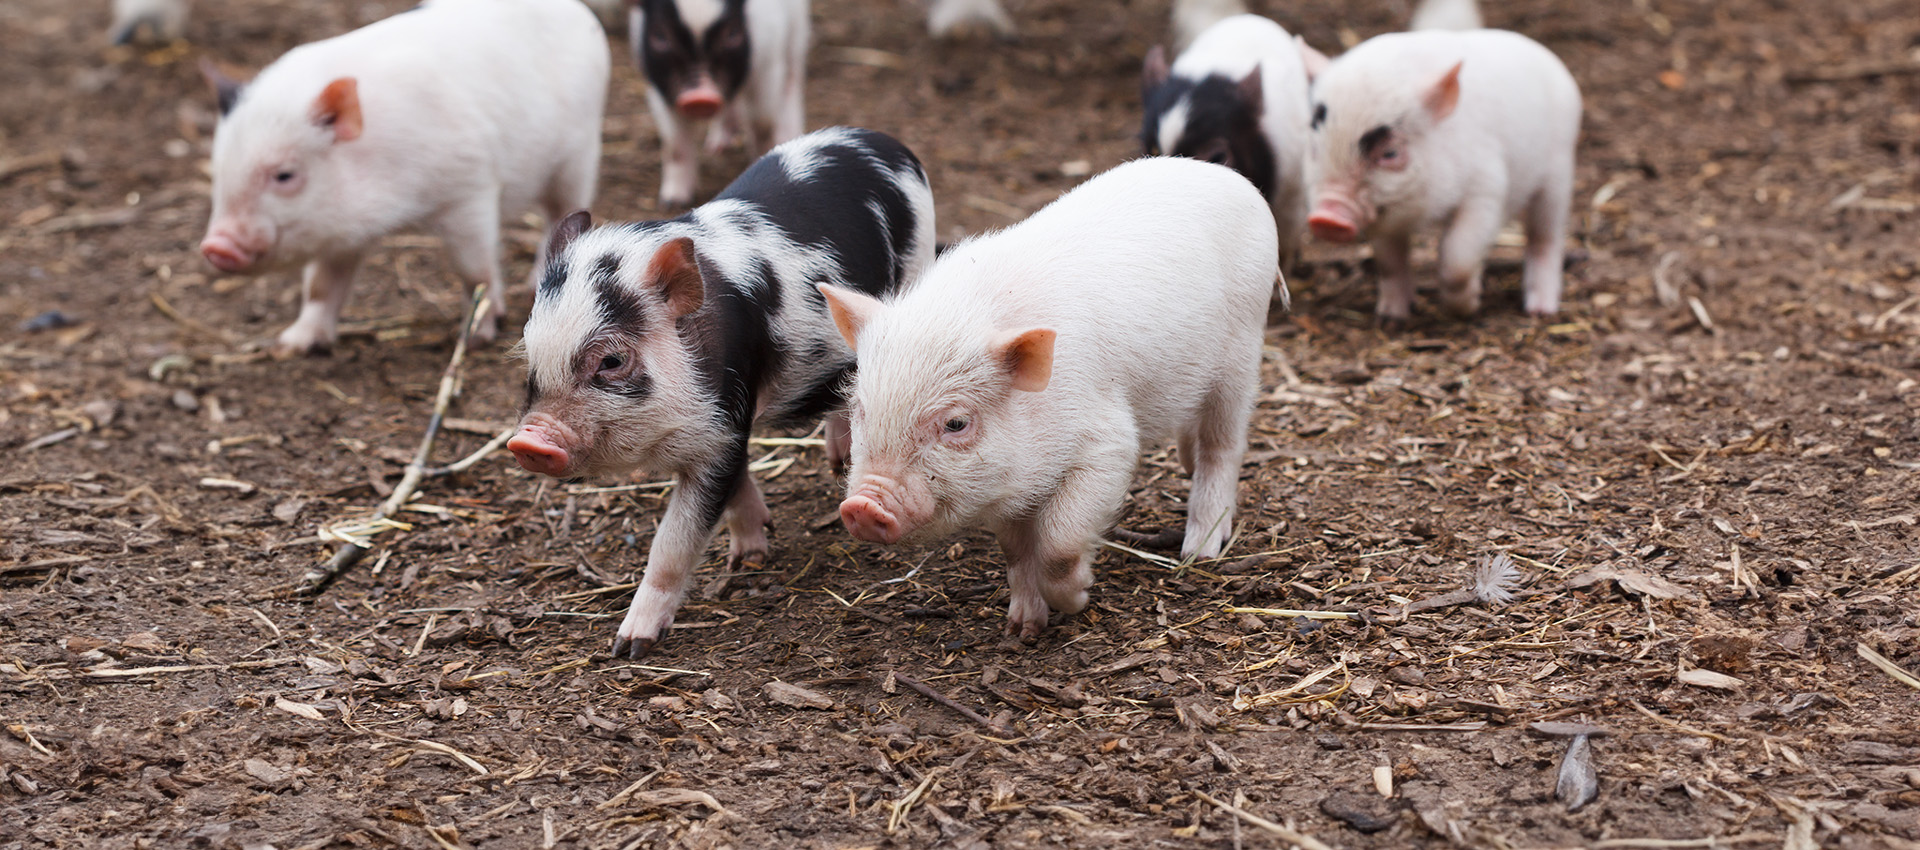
[821,157,1276,639]
[197,0,609,356]
[631,0,809,207]
[1142,13,1312,272]
[109,0,190,44]
[510,127,935,658]
[925,0,1245,44]
[1409,0,1481,31]
[1302,29,1581,319]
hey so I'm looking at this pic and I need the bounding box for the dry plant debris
[3,0,1920,847]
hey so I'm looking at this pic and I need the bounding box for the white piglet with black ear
[1141,14,1312,272]
[1303,30,1581,319]
[822,157,1275,640]
[197,0,609,356]
[509,128,935,658]
[632,0,809,207]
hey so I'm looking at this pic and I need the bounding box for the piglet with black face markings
[510,127,934,658]
[1141,14,1312,272]
[632,0,808,207]
[1302,29,1581,319]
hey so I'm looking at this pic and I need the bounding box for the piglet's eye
[274,171,296,183]
[599,354,624,372]
[944,417,969,433]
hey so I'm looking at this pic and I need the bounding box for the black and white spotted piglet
[508,127,934,658]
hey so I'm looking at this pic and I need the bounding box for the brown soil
[3,0,1919,847]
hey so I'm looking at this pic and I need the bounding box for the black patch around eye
[594,275,648,334]
[606,369,652,400]
[521,375,540,411]
[1359,124,1393,158]
[1311,103,1326,129]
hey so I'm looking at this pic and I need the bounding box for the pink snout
[508,427,572,478]
[839,493,902,545]
[199,233,255,273]
[1308,197,1365,243]
[675,85,724,120]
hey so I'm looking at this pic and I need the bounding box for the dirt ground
[3,0,1918,847]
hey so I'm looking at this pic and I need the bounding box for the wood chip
[763,680,834,709]
[1567,565,1692,599]
[244,759,291,786]
[274,697,326,721]
[198,477,257,495]
[1677,668,1744,691]
[1556,735,1600,812]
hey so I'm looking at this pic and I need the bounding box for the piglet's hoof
[1373,314,1412,333]
[611,634,657,660]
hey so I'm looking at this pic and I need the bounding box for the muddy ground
[3,0,1918,847]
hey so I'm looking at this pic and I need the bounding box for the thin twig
[1191,789,1334,850]
[1786,60,1920,84]
[294,288,490,596]
[1857,643,1920,692]
[888,672,1011,736]
[1629,699,1735,742]
[424,426,516,478]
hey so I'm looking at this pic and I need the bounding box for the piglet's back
[912,156,1275,337]
[894,157,1276,440]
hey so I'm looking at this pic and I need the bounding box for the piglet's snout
[199,232,255,273]
[1307,196,1364,243]
[674,82,724,120]
[508,421,574,478]
[840,492,901,545]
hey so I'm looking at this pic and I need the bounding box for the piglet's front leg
[613,456,743,658]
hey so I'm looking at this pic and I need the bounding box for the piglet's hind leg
[723,473,771,570]
[1521,167,1574,316]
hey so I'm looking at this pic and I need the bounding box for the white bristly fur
[633,0,809,207]
[1171,0,1247,49]
[1410,0,1483,31]
[1308,29,1580,317]
[203,0,609,354]
[1161,14,1312,267]
[839,157,1275,639]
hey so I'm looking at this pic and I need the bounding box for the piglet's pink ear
[992,327,1055,393]
[1422,61,1463,124]
[646,237,705,318]
[311,77,363,142]
[1141,45,1171,99]
[1296,36,1331,82]
[199,57,245,116]
[546,210,591,263]
[818,285,884,351]
[1238,64,1264,112]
